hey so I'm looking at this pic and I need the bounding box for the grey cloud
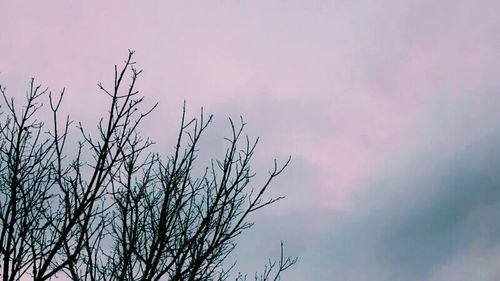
[319,131,500,280]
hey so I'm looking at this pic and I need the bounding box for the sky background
[2,1,500,280]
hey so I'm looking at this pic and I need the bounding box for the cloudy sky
[2,1,500,280]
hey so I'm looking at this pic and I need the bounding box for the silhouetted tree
[0,51,296,281]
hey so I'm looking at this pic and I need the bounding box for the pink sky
[2,1,500,280]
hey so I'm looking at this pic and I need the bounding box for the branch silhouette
[0,51,296,281]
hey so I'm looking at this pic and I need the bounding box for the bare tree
[0,50,296,281]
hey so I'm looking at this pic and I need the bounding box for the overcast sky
[2,1,500,280]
